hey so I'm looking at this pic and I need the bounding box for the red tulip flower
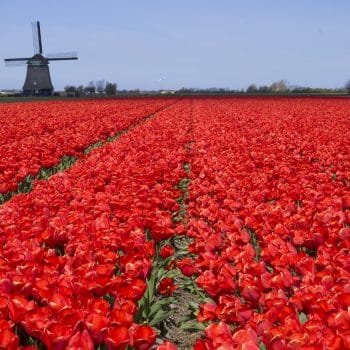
[105,326,130,350]
[159,245,175,259]
[177,257,197,277]
[156,341,178,350]
[158,277,178,297]
[133,325,157,350]
[67,330,94,350]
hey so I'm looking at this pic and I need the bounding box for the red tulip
[0,321,19,350]
[119,278,147,301]
[158,277,178,297]
[85,312,109,344]
[198,303,217,322]
[177,257,197,277]
[105,326,130,350]
[66,330,94,350]
[193,339,214,350]
[44,322,72,350]
[196,270,218,297]
[110,309,134,326]
[159,245,174,259]
[156,341,178,350]
[133,325,157,350]
[205,321,232,340]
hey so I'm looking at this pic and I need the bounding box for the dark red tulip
[158,277,178,297]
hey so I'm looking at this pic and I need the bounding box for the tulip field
[0,97,349,349]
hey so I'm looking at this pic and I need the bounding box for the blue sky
[1,0,349,91]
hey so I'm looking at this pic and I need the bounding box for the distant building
[159,90,176,94]
[0,90,21,96]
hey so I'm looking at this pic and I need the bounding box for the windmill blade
[46,51,78,61]
[4,58,30,67]
[5,61,28,67]
[32,21,43,54]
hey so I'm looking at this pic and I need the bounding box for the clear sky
[1,0,349,91]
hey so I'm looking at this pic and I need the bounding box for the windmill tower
[4,21,78,96]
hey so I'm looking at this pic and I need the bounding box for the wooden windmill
[4,21,78,96]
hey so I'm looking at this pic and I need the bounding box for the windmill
[4,21,78,96]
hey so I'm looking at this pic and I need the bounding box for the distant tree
[64,85,75,92]
[345,80,350,94]
[76,85,84,96]
[246,84,258,93]
[95,80,106,94]
[258,85,270,93]
[178,87,196,93]
[64,85,77,96]
[206,87,220,92]
[291,86,312,94]
[105,82,117,95]
[84,81,95,95]
[270,80,289,93]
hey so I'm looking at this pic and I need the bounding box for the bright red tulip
[177,257,197,277]
[159,245,175,259]
[156,341,178,350]
[105,326,130,350]
[0,329,19,350]
[66,330,94,350]
[133,325,157,350]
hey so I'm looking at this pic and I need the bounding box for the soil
[165,289,203,349]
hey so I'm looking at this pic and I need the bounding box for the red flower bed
[0,99,193,348]
[185,97,350,349]
[0,97,349,349]
[0,98,174,194]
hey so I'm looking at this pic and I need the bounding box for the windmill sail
[32,21,43,54]
[4,58,30,67]
[46,52,78,60]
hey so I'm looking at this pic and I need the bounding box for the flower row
[181,98,350,349]
[0,99,193,349]
[0,98,174,194]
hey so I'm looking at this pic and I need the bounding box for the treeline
[178,80,348,95]
[62,79,350,96]
[64,80,117,96]
[245,80,346,94]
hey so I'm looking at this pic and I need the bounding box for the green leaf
[265,264,274,273]
[148,309,172,326]
[298,311,308,325]
[164,269,180,279]
[180,314,194,323]
[102,294,115,309]
[161,256,175,268]
[188,301,199,312]
[156,267,166,281]
[180,321,207,331]
[148,298,173,318]
[147,267,158,304]
[203,297,215,303]
[259,340,267,350]
[97,344,107,350]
